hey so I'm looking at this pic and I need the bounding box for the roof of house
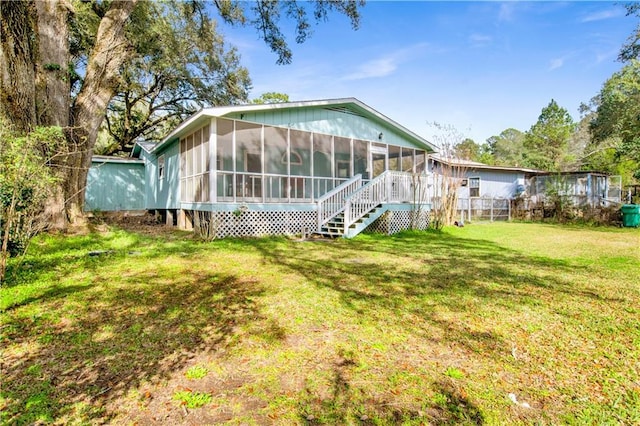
[91,155,144,165]
[533,170,612,177]
[143,98,438,154]
[131,141,156,156]
[430,154,543,174]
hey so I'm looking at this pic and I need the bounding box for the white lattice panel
[191,208,430,238]
[197,211,317,238]
[365,209,431,235]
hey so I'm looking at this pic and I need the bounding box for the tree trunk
[3,0,139,230]
[64,0,138,227]
[34,0,70,127]
[0,1,38,132]
[35,0,72,230]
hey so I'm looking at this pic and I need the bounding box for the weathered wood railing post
[490,197,494,221]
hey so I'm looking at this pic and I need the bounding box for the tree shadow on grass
[245,230,626,367]
[241,232,601,424]
[1,264,271,424]
[297,351,485,425]
[3,227,213,290]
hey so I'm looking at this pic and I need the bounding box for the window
[244,150,261,173]
[337,160,350,178]
[281,150,303,166]
[469,177,480,197]
[158,155,165,180]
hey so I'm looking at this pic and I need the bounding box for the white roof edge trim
[153,109,212,152]
[154,98,438,153]
[432,157,542,174]
[91,155,145,164]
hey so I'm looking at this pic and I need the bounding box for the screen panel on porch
[415,151,426,173]
[354,139,367,179]
[290,129,311,200]
[235,121,262,201]
[180,126,210,202]
[388,145,401,171]
[313,133,332,198]
[401,148,414,173]
[264,126,287,201]
[334,136,351,180]
[371,143,387,177]
[216,118,234,201]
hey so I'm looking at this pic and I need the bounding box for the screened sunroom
[179,117,429,206]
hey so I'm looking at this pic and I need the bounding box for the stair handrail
[343,171,428,232]
[343,171,391,232]
[317,174,363,229]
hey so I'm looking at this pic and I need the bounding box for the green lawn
[1,223,639,425]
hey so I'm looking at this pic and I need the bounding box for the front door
[370,144,387,178]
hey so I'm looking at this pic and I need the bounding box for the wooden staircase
[315,171,425,239]
[316,205,388,238]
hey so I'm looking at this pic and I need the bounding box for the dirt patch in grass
[89,211,179,237]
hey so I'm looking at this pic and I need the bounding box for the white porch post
[209,118,217,204]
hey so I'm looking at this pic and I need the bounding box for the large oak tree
[0,0,364,229]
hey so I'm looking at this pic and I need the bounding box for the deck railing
[316,174,363,228]
[215,172,353,203]
[343,171,428,231]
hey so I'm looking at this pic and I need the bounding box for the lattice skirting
[192,210,317,238]
[365,209,431,235]
[189,208,431,238]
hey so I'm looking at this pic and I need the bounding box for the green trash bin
[621,204,640,228]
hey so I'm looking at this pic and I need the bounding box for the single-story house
[527,171,622,208]
[85,98,438,237]
[430,156,540,199]
[429,156,541,221]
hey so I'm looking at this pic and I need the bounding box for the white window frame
[469,176,480,197]
[244,149,262,173]
[336,160,350,178]
[158,154,165,180]
[281,150,303,166]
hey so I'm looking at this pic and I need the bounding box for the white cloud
[581,9,624,23]
[498,3,517,22]
[342,43,430,81]
[549,57,565,71]
[469,33,492,45]
[343,57,398,81]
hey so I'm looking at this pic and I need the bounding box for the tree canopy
[85,1,252,155]
[589,60,640,179]
[453,138,481,161]
[523,99,576,171]
[618,3,640,63]
[252,92,291,104]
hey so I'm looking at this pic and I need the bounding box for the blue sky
[218,1,637,145]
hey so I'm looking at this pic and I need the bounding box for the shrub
[0,123,65,282]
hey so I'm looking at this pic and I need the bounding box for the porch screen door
[371,144,387,178]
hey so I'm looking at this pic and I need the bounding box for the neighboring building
[528,171,622,208]
[429,157,623,220]
[86,98,438,237]
[430,155,540,221]
[85,156,146,212]
[430,156,539,199]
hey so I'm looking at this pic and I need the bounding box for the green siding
[227,106,423,150]
[143,143,180,209]
[85,161,145,211]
